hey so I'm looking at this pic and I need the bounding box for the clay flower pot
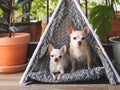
[0,33,30,73]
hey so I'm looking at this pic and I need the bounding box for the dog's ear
[48,44,54,53]
[83,26,90,35]
[68,26,73,35]
[60,45,66,54]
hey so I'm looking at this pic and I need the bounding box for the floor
[0,72,120,90]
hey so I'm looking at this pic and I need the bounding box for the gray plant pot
[109,36,120,75]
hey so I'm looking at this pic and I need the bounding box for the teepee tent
[20,0,120,85]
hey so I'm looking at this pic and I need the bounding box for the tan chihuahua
[48,44,70,81]
[67,26,92,72]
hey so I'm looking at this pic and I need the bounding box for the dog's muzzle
[78,41,82,46]
[54,58,58,62]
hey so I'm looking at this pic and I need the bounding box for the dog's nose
[78,41,81,46]
[55,58,58,62]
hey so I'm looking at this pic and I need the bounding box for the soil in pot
[112,36,120,42]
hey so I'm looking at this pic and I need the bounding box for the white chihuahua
[67,26,92,72]
[48,44,70,81]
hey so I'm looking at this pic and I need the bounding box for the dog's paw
[53,76,57,80]
[51,74,57,80]
[57,74,61,81]
[70,69,75,73]
[88,67,91,70]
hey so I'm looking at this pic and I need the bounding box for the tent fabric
[20,0,120,85]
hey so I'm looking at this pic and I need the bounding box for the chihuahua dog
[48,44,70,81]
[67,26,92,72]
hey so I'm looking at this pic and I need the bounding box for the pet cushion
[28,54,105,83]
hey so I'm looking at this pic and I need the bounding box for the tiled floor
[0,72,120,90]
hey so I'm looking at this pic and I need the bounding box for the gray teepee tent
[20,0,120,85]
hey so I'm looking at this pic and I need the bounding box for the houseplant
[90,4,114,59]
[0,0,33,73]
[109,0,120,75]
[90,5,114,42]
[109,0,120,74]
[90,0,120,75]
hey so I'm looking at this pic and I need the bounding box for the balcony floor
[0,72,120,90]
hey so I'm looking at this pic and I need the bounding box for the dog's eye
[59,55,62,58]
[51,55,54,57]
[73,37,76,40]
[81,37,85,40]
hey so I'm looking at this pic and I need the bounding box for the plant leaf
[90,13,103,29]
[0,0,8,6]
[0,3,10,12]
[96,18,112,40]
[9,26,19,32]
[90,5,114,40]
[0,18,9,25]
[9,25,29,32]
[0,0,11,12]
[116,0,120,4]
[0,28,7,32]
[16,26,29,31]
[15,13,30,20]
[17,0,33,5]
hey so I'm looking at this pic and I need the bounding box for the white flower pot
[109,36,120,75]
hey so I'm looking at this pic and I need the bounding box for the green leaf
[0,28,7,32]
[90,5,114,22]
[17,0,33,6]
[116,0,120,4]
[9,26,29,32]
[90,5,114,40]
[0,0,8,6]
[16,26,28,31]
[15,13,30,20]
[0,3,10,12]
[0,0,11,12]
[0,17,9,25]
[90,13,103,29]
[96,18,112,40]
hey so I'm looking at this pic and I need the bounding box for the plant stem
[47,0,49,24]
[9,0,15,38]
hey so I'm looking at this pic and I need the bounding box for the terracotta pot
[110,19,120,37]
[0,33,30,66]
[0,63,28,73]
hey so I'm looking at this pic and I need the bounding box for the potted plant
[0,0,33,73]
[109,1,120,74]
[90,4,114,58]
[90,0,120,75]
[90,5,114,42]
